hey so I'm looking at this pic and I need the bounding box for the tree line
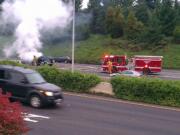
[0,0,179,46]
[76,0,180,46]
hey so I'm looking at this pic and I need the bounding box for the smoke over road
[1,0,73,61]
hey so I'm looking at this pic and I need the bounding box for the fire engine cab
[101,55,128,73]
[101,55,163,74]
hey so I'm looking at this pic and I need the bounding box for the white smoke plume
[2,0,73,61]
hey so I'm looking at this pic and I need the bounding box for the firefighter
[32,55,38,66]
[107,59,112,74]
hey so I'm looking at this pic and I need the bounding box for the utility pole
[72,0,75,73]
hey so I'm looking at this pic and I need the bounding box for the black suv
[0,65,63,108]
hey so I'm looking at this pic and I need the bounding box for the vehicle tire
[39,62,44,66]
[29,95,42,108]
[64,60,68,63]
[143,68,150,75]
[112,66,118,73]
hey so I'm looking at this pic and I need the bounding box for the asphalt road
[25,93,180,135]
[56,63,180,80]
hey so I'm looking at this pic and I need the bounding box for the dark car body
[0,65,63,108]
[54,56,71,63]
[20,56,54,66]
[37,56,54,66]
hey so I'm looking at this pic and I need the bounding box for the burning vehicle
[1,0,72,67]
[21,55,54,66]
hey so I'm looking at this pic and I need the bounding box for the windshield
[26,72,46,84]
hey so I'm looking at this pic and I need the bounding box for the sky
[82,0,89,9]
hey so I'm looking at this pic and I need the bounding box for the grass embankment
[43,35,180,69]
[0,35,179,69]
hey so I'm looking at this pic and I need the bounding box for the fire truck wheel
[112,66,118,73]
[143,68,150,75]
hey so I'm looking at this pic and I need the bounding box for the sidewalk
[90,82,114,96]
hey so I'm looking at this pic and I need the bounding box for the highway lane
[56,63,180,80]
[161,69,180,80]
[25,93,180,135]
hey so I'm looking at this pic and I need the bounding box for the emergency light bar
[105,55,109,58]
[110,55,114,58]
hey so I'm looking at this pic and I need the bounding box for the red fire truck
[133,55,163,74]
[101,55,163,74]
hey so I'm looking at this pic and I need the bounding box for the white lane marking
[64,92,180,112]
[24,118,38,123]
[26,113,50,119]
[23,113,50,123]
[85,66,99,69]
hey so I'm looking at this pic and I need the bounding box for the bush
[0,60,26,67]
[0,90,28,135]
[0,62,101,92]
[37,66,101,92]
[173,26,180,43]
[111,76,180,107]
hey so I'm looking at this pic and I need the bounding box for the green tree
[135,0,150,24]
[175,0,180,25]
[173,26,180,43]
[75,0,83,12]
[146,0,156,9]
[88,0,102,10]
[88,0,107,34]
[106,7,125,38]
[125,11,144,40]
[143,14,164,45]
[75,12,90,40]
[121,0,134,17]
[106,6,114,33]
[156,0,177,36]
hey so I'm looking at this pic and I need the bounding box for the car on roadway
[111,70,142,77]
[37,56,54,66]
[53,56,72,63]
[120,70,142,77]
[20,56,54,66]
[0,65,63,108]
